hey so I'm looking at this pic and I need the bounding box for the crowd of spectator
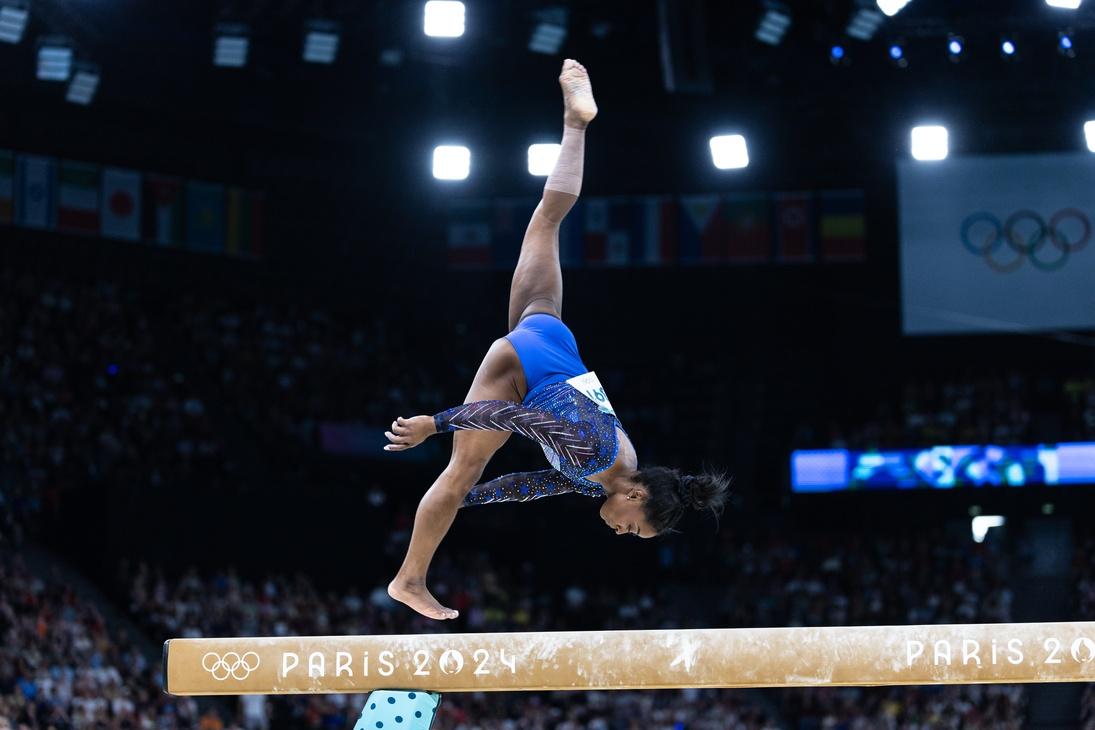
[1076,536,1095,622]
[0,262,708,533]
[0,264,489,557]
[713,528,1023,728]
[796,370,1095,451]
[0,511,1036,729]
[1074,535,1095,730]
[0,270,229,526]
[119,552,776,729]
[121,527,1015,645]
[429,690,775,730]
[115,523,1024,729]
[783,684,1027,730]
[0,505,198,728]
[713,528,1015,629]
[4,263,1091,538]
[3,261,1083,728]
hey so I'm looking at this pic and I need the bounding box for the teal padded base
[353,690,441,730]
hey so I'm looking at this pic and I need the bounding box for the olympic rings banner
[898,153,1095,335]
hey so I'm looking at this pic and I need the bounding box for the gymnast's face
[599,489,655,539]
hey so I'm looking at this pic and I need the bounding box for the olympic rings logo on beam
[959,209,1090,273]
[202,651,261,681]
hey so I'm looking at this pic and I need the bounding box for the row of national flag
[448,189,865,268]
[0,150,264,258]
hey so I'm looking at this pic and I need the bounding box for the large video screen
[899,153,1095,335]
[792,442,1095,493]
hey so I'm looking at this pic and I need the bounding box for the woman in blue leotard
[385,60,729,620]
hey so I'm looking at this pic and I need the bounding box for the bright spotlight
[947,34,964,61]
[876,0,912,17]
[529,23,566,54]
[709,135,749,170]
[1083,121,1095,152]
[527,144,561,176]
[528,6,568,54]
[65,63,99,105]
[1046,0,1082,8]
[1000,38,1016,57]
[846,8,884,41]
[433,145,470,180]
[0,1,29,45]
[911,125,948,161]
[755,3,792,46]
[213,24,249,67]
[37,38,72,81]
[303,21,340,64]
[971,515,1005,543]
[424,1,465,38]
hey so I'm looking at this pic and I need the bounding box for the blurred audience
[0,545,197,727]
[119,526,1023,729]
[0,261,1070,728]
[4,264,1090,539]
[783,684,1026,730]
[714,529,1014,628]
[1074,535,1095,730]
[798,371,1094,450]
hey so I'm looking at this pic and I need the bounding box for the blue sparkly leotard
[431,313,626,507]
[433,382,623,507]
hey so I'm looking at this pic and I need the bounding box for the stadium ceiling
[0,0,1091,139]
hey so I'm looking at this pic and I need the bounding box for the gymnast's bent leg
[387,340,520,620]
[387,60,597,621]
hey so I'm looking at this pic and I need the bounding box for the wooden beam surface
[164,621,1095,695]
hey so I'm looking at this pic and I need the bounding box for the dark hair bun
[680,469,731,516]
[636,464,733,534]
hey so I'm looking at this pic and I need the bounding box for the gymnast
[385,60,729,620]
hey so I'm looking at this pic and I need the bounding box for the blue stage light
[1058,31,1077,57]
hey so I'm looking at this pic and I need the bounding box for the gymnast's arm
[460,469,580,507]
[384,401,595,468]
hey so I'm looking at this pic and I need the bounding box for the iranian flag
[100,167,141,241]
[57,160,100,234]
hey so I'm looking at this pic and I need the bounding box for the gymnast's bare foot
[388,577,459,621]
[559,59,597,129]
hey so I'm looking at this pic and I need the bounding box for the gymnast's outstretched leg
[507,58,597,328]
[387,59,597,620]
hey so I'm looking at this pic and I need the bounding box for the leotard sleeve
[461,469,583,507]
[433,400,596,469]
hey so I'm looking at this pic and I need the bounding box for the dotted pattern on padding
[353,690,441,730]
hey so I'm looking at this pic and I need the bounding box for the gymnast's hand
[384,416,435,451]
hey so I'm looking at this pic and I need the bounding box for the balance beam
[163,621,1095,695]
